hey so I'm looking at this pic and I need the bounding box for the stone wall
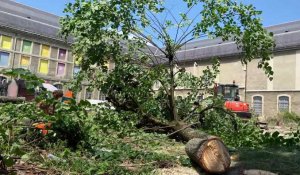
[247,91,300,119]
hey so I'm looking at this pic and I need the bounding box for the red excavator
[214,81,251,118]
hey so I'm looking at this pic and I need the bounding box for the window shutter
[41,45,50,57]
[0,52,10,67]
[22,40,32,53]
[1,36,12,50]
[20,56,30,67]
[39,60,49,74]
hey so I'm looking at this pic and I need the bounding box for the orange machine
[214,81,251,118]
[62,89,73,103]
[32,122,51,135]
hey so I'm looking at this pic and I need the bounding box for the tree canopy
[61,0,275,123]
[61,0,274,75]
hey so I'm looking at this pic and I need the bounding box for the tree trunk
[185,137,231,174]
[171,121,208,141]
[168,55,179,121]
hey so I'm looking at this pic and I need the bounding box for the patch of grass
[20,133,192,175]
[232,147,300,175]
[267,112,300,127]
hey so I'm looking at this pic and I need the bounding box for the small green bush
[201,110,300,149]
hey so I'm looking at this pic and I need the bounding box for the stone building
[168,20,300,119]
[0,0,76,87]
[1,0,300,118]
[0,0,109,101]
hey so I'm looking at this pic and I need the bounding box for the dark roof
[154,20,300,63]
[1,0,299,61]
[0,0,71,43]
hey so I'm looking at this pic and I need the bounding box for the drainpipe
[244,63,248,103]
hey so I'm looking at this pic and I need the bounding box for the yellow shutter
[20,56,30,67]
[39,60,48,74]
[41,45,50,57]
[1,36,12,50]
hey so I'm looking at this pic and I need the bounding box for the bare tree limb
[174,4,196,42]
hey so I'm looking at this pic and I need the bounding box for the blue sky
[14,0,300,27]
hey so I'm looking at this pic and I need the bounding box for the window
[0,52,10,67]
[54,84,63,90]
[252,96,263,116]
[73,65,80,75]
[41,45,50,57]
[278,95,290,112]
[1,35,12,50]
[58,49,66,60]
[57,63,65,76]
[22,40,32,54]
[223,86,236,99]
[39,59,49,74]
[20,55,30,68]
[99,91,106,101]
[85,90,92,99]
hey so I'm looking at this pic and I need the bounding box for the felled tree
[61,1,274,172]
[61,0,274,122]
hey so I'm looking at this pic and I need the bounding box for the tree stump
[185,137,231,174]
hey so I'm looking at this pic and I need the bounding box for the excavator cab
[214,81,251,118]
[216,84,240,101]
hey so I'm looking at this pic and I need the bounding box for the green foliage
[0,68,44,90]
[280,111,300,125]
[60,0,164,70]
[59,5,278,167]
[266,111,300,127]
[0,98,190,174]
[202,112,262,148]
[0,0,286,173]
[201,108,300,149]
[60,0,274,76]
[192,0,275,79]
[60,0,275,124]
[261,131,300,147]
[0,103,34,167]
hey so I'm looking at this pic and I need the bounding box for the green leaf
[272,131,280,138]
[3,157,14,167]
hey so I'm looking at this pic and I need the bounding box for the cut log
[185,137,231,174]
[138,120,231,174]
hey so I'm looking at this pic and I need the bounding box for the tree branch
[167,122,200,137]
